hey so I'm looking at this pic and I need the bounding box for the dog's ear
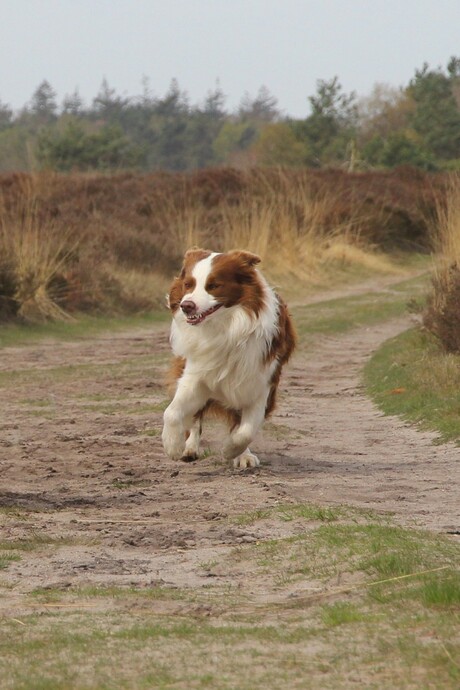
[184,246,205,259]
[180,248,211,277]
[168,276,184,312]
[229,250,261,267]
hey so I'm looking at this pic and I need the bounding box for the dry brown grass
[220,194,325,282]
[0,176,76,321]
[424,175,460,352]
[189,169,401,284]
[0,168,441,322]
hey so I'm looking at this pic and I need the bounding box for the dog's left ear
[180,248,212,278]
[184,246,206,259]
[230,250,261,267]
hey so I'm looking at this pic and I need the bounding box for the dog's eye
[207,282,219,291]
[184,280,194,290]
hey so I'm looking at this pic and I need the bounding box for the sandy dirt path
[0,281,458,612]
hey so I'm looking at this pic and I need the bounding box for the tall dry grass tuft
[158,184,208,251]
[424,175,460,352]
[0,177,75,321]
[219,169,397,285]
[220,193,326,282]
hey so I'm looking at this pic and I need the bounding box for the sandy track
[0,287,458,611]
[269,316,459,534]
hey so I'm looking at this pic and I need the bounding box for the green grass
[0,552,21,570]
[320,602,371,627]
[364,328,460,444]
[0,506,31,520]
[0,353,167,389]
[0,311,169,348]
[292,272,430,344]
[248,523,460,585]
[233,503,380,527]
[0,535,91,573]
[293,292,405,340]
[1,514,459,690]
[418,573,460,607]
[0,535,80,552]
[277,504,346,523]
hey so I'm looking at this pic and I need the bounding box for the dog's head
[168,248,263,325]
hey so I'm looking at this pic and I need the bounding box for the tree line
[1,57,460,173]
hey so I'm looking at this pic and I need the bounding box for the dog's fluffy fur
[162,248,296,468]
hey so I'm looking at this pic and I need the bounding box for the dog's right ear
[229,250,261,267]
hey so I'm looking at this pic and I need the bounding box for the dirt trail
[0,278,458,612]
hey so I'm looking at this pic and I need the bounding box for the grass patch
[141,427,160,437]
[321,602,371,627]
[2,514,460,689]
[233,503,379,527]
[294,292,406,340]
[0,553,21,570]
[0,353,167,389]
[30,584,187,603]
[0,506,31,520]
[278,504,345,523]
[364,328,460,443]
[418,572,460,607]
[292,272,429,344]
[0,535,90,553]
[0,535,86,572]
[0,312,169,349]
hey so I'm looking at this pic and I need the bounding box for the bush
[424,175,460,352]
[424,263,460,352]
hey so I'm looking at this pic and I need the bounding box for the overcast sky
[2,0,460,117]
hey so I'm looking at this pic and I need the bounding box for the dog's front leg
[223,396,267,468]
[162,376,208,461]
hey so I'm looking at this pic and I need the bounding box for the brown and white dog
[162,248,296,468]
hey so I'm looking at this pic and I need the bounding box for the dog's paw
[162,426,185,461]
[180,450,199,463]
[233,450,260,469]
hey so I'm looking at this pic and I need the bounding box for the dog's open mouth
[186,304,222,325]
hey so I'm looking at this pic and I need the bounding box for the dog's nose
[180,300,197,316]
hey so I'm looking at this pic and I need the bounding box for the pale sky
[2,0,460,117]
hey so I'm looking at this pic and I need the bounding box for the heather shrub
[0,167,444,322]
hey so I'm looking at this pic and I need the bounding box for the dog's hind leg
[181,416,202,462]
[232,448,260,469]
[223,395,267,468]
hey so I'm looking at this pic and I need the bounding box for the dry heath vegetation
[0,167,442,323]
